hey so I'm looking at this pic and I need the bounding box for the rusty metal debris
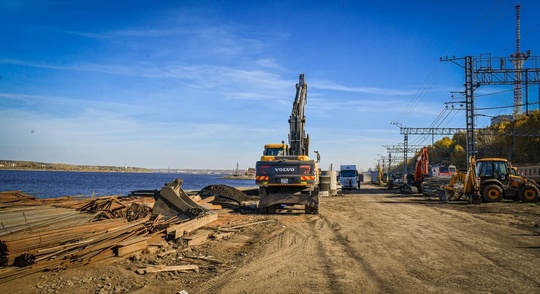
[77,197,153,221]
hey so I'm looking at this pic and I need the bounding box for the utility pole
[465,56,476,162]
[441,56,477,163]
[391,122,408,174]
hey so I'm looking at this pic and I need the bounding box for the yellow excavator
[443,157,539,203]
[255,74,320,214]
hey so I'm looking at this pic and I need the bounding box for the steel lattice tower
[511,4,528,118]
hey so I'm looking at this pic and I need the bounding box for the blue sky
[1,0,539,171]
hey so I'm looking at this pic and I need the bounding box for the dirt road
[3,185,540,293]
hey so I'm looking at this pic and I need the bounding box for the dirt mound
[198,185,252,201]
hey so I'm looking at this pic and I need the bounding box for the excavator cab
[264,147,286,156]
[476,159,509,183]
[261,142,289,161]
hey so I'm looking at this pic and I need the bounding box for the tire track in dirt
[191,209,382,293]
[189,214,326,293]
[318,194,415,293]
[186,216,289,293]
[310,214,391,293]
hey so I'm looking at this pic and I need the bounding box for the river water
[0,170,257,198]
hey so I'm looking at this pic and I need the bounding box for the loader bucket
[152,179,209,218]
[444,189,455,200]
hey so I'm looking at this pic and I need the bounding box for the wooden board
[166,213,218,240]
[137,264,199,274]
[183,231,210,246]
[117,237,148,257]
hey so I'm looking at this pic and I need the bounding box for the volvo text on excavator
[255,74,320,214]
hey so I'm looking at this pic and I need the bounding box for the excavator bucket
[152,179,209,218]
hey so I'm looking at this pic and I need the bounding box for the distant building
[490,115,513,126]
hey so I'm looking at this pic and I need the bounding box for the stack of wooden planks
[0,191,220,283]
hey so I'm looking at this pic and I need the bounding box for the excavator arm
[288,74,309,156]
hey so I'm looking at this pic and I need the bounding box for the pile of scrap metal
[0,179,217,283]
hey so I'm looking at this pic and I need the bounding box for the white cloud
[312,80,418,95]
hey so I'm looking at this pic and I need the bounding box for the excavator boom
[288,74,309,156]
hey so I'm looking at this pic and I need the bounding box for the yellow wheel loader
[444,157,539,203]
